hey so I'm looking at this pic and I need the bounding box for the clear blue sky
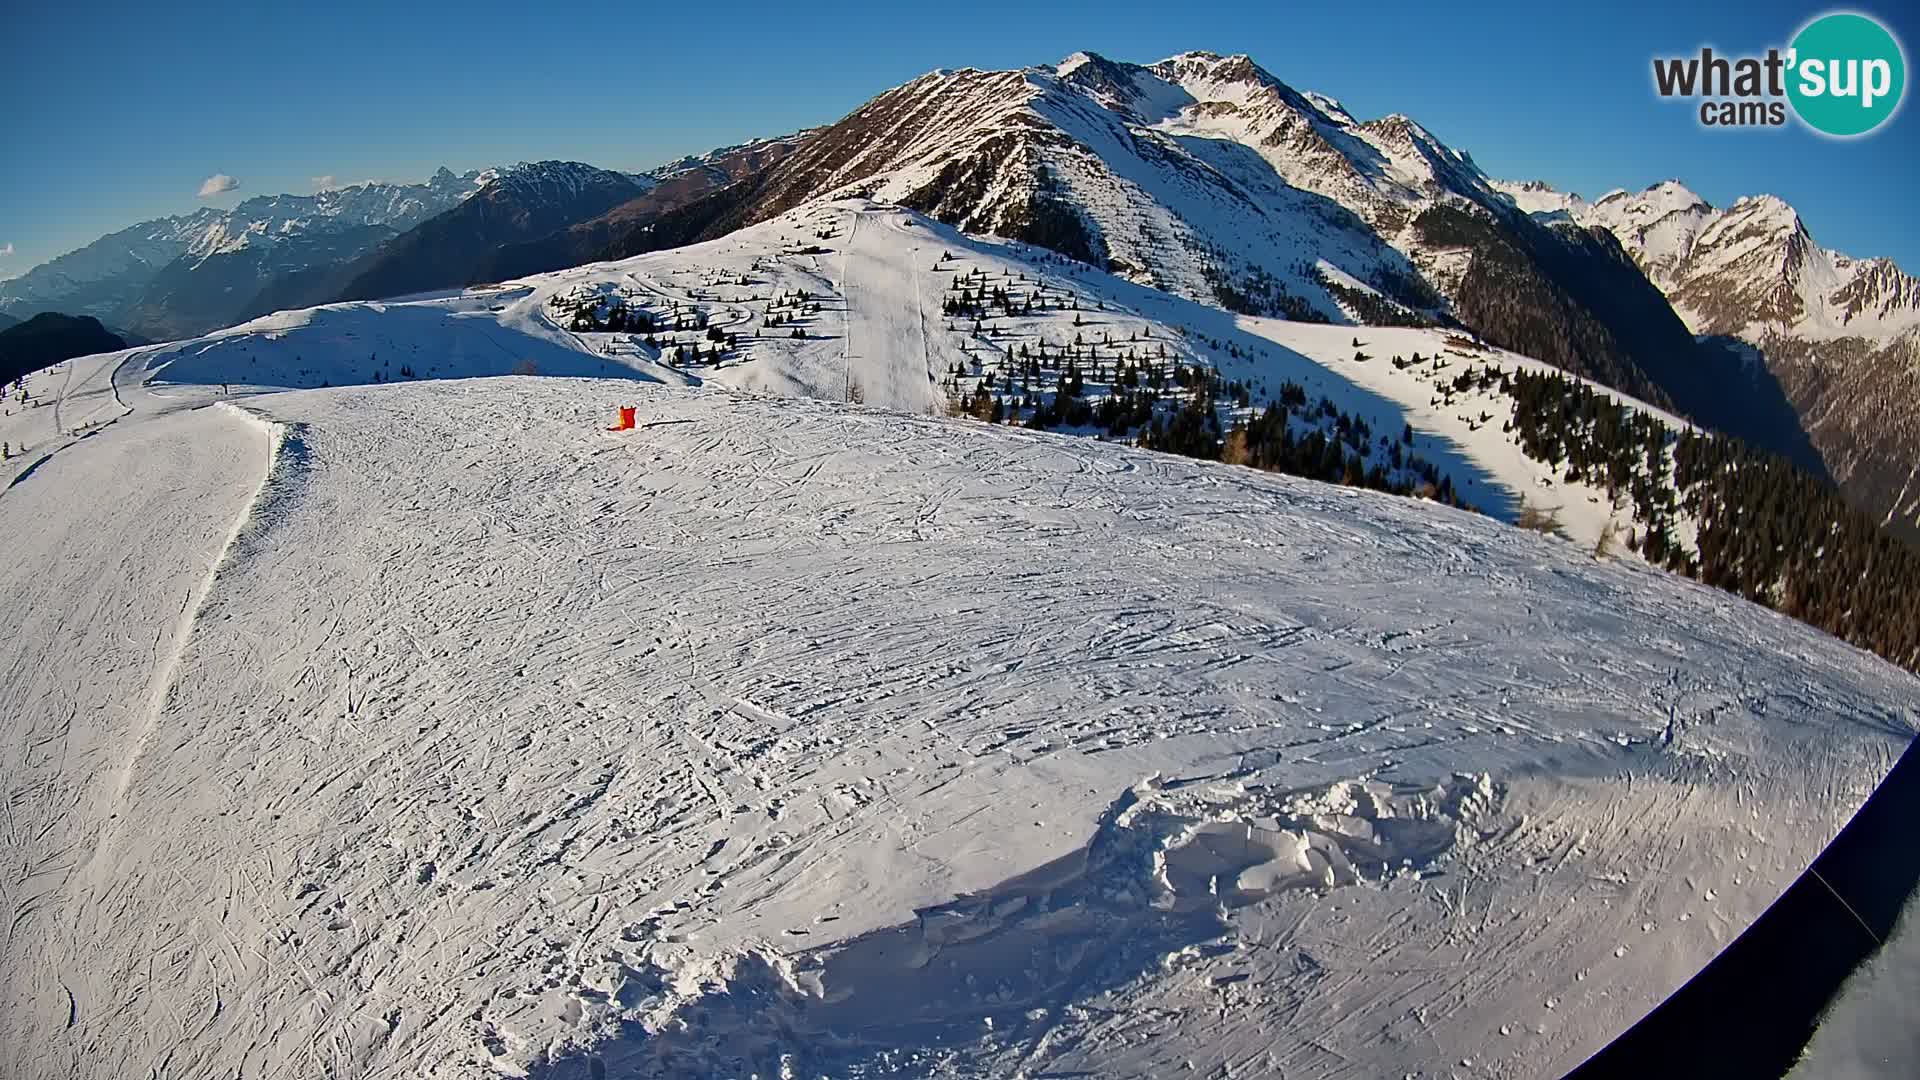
[3,0,1915,277]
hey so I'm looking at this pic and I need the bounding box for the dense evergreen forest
[1501,368,1919,673]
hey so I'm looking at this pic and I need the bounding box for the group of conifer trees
[957,348,1469,510]
[1504,367,1920,673]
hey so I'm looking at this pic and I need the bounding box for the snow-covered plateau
[2,201,1917,1080]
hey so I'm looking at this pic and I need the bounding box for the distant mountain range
[0,168,489,340]
[234,161,655,317]
[1496,177,1920,537]
[7,51,1915,538]
[0,142,806,345]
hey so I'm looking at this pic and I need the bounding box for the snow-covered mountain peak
[1145,50,1300,115]
[1354,112,1449,160]
[0,167,499,324]
[1830,256,1920,328]
[1724,192,1804,233]
[1303,90,1356,125]
[1585,181,1712,230]
[1050,51,1160,114]
[1709,198,1816,283]
[1478,168,1920,539]
[174,168,496,261]
[1589,180,1711,221]
[1649,178,1707,203]
[1152,50,1278,91]
[1577,181,1718,283]
[474,161,642,190]
[1491,179,1592,218]
[1053,50,1098,77]
[1558,176,1920,342]
[669,49,1565,338]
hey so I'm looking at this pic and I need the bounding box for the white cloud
[311,175,339,191]
[0,243,13,257]
[198,174,240,198]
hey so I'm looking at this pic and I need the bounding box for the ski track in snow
[0,371,269,1079]
[839,210,942,414]
[1,349,140,490]
[1,343,1916,1079]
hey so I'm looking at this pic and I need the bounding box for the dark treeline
[1674,435,1920,671]
[957,353,1467,511]
[939,255,1470,510]
[1172,394,1464,508]
[1504,368,1686,563]
[1505,368,1920,673]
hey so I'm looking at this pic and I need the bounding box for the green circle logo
[1788,12,1906,136]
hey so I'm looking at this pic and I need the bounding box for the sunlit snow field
[1,201,1916,1080]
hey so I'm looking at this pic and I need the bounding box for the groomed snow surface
[3,201,1918,1080]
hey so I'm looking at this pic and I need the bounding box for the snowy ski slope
[31,199,1691,555]
[2,310,1917,1078]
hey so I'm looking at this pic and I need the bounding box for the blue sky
[2,0,1915,278]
